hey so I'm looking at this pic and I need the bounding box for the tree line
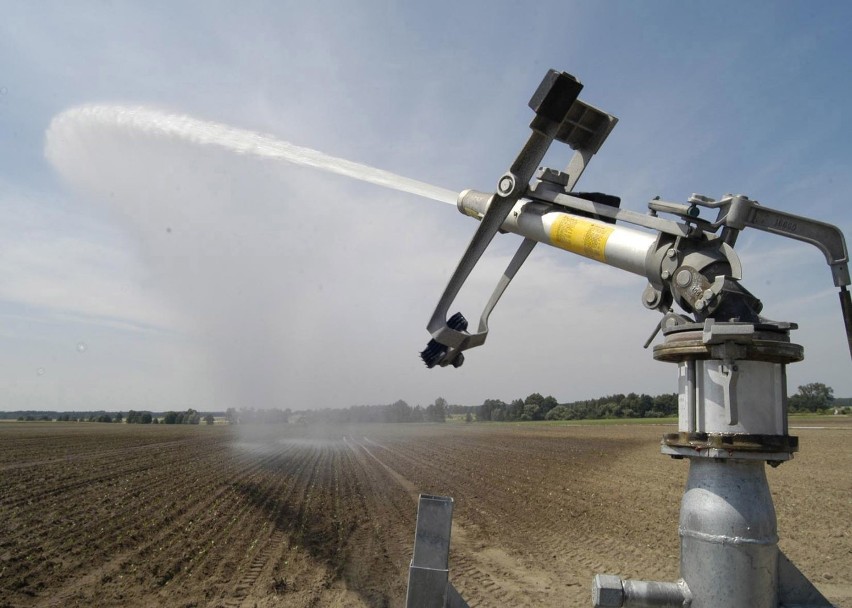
[13,409,217,424]
[221,398,452,425]
[476,382,843,422]
[290,398,450,425]
[477,392,678,422]
[4,382,844,424]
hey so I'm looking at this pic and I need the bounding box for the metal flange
[653,321,803,364]
[662,431,798,457]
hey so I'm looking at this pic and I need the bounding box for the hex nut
[593,574,624,607]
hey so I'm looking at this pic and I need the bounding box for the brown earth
[0,419,849,607]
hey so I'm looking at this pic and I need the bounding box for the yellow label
[549,215,614,262]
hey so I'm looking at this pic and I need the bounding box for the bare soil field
[1,419,849,607]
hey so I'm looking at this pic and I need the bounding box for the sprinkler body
[409,68,848,608]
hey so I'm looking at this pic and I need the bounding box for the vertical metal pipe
[679,459,778,608]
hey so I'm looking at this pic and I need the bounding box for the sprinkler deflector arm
[423,70,613,364]
[421,70,618,368]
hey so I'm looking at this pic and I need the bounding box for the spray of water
[42,102,464,412]
[45,105,458,206]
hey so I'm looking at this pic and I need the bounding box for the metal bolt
[695,300,705,311]
[661,270,671,280]
[675,269,692,288]
[664,315,681,328]
[703,289,715,301]
[498,175,515,196]
[666,249,677,259]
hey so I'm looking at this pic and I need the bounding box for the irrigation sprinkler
[408,69,849,607]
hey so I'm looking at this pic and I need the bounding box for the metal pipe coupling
[593,574,691,608]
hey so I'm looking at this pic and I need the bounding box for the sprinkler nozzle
[420,312,468,368]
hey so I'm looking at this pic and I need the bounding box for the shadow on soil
[233,479,396,608]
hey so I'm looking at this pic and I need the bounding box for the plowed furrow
[220,442,326,607]
[22,442,284,605]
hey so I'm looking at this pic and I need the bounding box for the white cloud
[0,181,181,331]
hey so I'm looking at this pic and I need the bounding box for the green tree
[204,414,215,425]
[540,396,558,418]
[477,399,505,421]
[426,398,447,422]
[789,383,834,412]
[433,397,447,422]
[387,400,412,423]
[506,399,524,421]
[520,393,548,421]
[652,393,678,417]
[545,405,570,420]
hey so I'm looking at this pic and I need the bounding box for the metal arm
[660,193,852,356]
[421,70,618,368]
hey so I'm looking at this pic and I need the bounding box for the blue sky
[1,2,850,411]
